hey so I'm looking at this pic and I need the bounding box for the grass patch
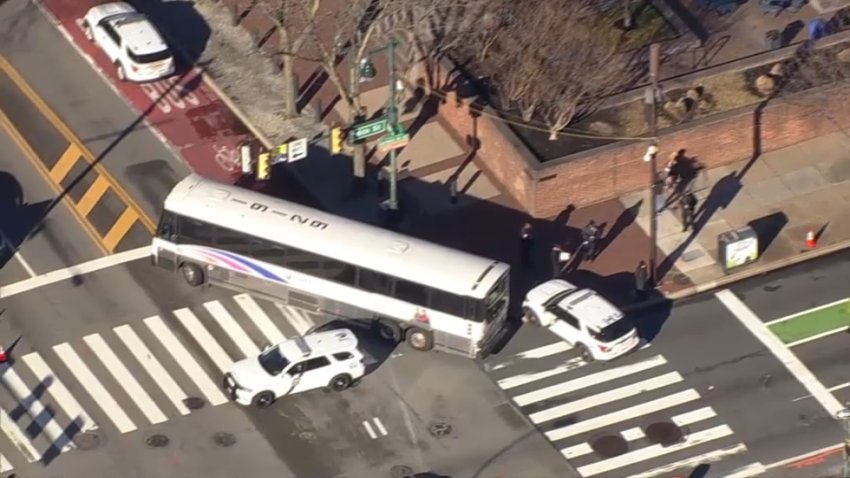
[593,1,678,52]
[769,300,850,344]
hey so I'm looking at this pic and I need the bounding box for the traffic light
[330,126,344,155]
[358,58,376,82]
[256,152,271,180]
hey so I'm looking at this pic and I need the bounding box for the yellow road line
[0,108,108,256]
[49,144,81,183]
[103,208,139,252]
[76,175,111,217]
[0,56,156,234]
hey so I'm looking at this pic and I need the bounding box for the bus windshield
[483,276,508,323]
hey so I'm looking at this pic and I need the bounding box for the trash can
[718,226,759,274]
[765,30,781,50]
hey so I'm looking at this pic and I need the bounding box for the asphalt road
[0,2,577,478]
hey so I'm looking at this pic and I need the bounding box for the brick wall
[433,74,849,218]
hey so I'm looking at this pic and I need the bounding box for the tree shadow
[598,199,642,257]
[0,171,52,270]
[130,0,211,68]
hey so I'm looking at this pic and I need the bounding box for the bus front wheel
[180,263,204,287]
[405,327,434,352]
[374,319,402,343]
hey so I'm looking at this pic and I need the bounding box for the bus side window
[359,270,393,294]
[156,211,175,238]
[430,291,465,317]
[395,280,428,307]
[214,226,254,255]
[465,298,480,322]
[251,239,287,262]
[179,219,216,245]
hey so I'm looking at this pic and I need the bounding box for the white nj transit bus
[150,174,509,358]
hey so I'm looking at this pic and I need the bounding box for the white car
[81,2,175,82]
[223,328,366,408]
[522,279,640,362]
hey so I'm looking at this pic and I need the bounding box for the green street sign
[377,132,411,153]
[351,118,387,141]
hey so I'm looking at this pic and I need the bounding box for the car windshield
[591,318,635,343]
[258,346,289,376]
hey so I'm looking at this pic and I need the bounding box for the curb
[621,239,850,313]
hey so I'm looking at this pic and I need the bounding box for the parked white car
[223,328,366,408]
[522,279,640,361]
[81,2,175,82]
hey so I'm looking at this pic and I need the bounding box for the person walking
[519,222,534,267]
[634,261,650,301]
[660,152,682,212]
[680,192,697,232]
[550,244,563,278]
[581,220,600,261]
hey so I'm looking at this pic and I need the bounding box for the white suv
[81,2,175,82]
[522,279,640,362]
[223,329,366,408]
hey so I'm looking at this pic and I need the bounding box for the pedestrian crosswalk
[485,339,765,478]
[0,293,322,472]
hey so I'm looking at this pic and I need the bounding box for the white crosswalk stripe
[174,308,234,372]
[0,363,74,452]
[21,352,97,432]
[234,294,286,345]
[205,301,260,358]
[114,325,190,415]
[0,403,41,463]
[275,303,315,336]
[486,339,754,478]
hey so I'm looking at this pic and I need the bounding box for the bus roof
[164,175,510,299]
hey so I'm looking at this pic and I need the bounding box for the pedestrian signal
[256,152,271,181]
[331,127,344,155]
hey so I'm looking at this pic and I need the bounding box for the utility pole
[838,407,850,477]
[645,43,661,286]
[385,37,400,214]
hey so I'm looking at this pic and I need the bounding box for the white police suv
[522,279,640,361]
[224,328,366,408]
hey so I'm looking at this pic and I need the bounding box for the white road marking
[84,334,167,425]
[0,246,149,298]
[497,356,587,390]
[766,297,849,326]
[793,381,850,402]
[716,289,844,416]
[53,343,136,433]
[205,301,260,358]
[765,443,842,469]
[530,371,682,424]
[372,417,388,436]
[0,453,11,472]
[144,316,228,406]
[362,420,377,439]
[275,303,314,336]
[628,443,749,478]
[487,342,573,371]
[724,462,769,478]
[579,426,739,477]
[788,326,847,348]
[233,294,286,345]
[0,363,74,451]
[0,229,36,278]
[173,308,233,372]
[561,406,717,459]
[21,352,97,432]
[0,404,41,462]
[545,389,700,442]
[114,325,190,415]
[514,354,667,407]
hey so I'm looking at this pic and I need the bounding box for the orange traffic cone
[0,347,8,363]
[806,229,817,249]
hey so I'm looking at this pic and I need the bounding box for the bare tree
[783,46,850,133]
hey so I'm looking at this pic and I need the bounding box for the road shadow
[0,172,52,269]
[311,318,396,376]
[748,211,788,254]
[130,0,211,68]
[125,159,182,217]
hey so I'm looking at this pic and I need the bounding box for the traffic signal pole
[385,37,400,213]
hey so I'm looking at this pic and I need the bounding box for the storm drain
[645,421,682,446]
[213,432,236,447]
[427,421,452,438]
[73,432,102,450]
[145,434,170,448]
[183,397,206,410]
[590,435,628,458]
[390,465,415,478]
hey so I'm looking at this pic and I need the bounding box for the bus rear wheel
[405,327,433,352]
[180,263,204,287]
[374,319,402,343]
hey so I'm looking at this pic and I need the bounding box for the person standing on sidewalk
[581,220,600,261]
[634,261,650,301]
[660,153,682,212]
[520,222,534,267]
[680,192,697,232]
[550,244,563,278]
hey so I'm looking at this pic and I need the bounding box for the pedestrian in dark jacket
[581,220,600,261]
[550,244,563,278]
[634,261,650,301]
[680,192,697,232]
[520,222,534,267]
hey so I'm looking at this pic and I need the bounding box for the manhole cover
[145,434,169,448]
[298,431,316,440]
[390,465,415,478]
[213,432,236,447]
[73,432,101,450]
[645,421,682,446]
[590,435,628,458]
[428,421,452,438]
[183,397,206,410]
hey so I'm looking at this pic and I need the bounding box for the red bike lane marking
[38,0,248,184]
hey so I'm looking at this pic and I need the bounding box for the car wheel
[116,63,126,81]
[83,22,93,41]
[180,263,204,287]
[405,327,434,352]
[252,391,275,409]
[576,343,594,363]
[374,319,402,343]
[329,374,352,392]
